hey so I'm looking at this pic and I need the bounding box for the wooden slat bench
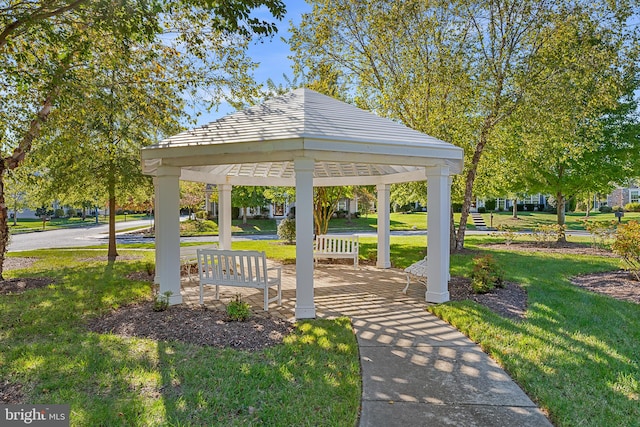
[403,257,428,294]
[181,243,218,282]
[314,234,359,269]
[197,249,282,311]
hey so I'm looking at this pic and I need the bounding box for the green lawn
[0,250,360,426]
[477,210,640,231]
[9,214,153,233]
[4,235,639,426]
[430,235,640,427]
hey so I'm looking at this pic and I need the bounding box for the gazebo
[141,88,464,319]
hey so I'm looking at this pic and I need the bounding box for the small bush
[612,205,624,212]
[277,217,296,244]
[66,208,76,217]
[599,205,613,213]
[493,224,517,245]
[584,220,617,249]
[195,210,208,219]
[477,207,486,213]
[153,291,172,312]
[53,208,65,218]
[470,255,504,294]
[484,199,497,211]
[227,294,251,321]
[611,220,640,281]
[532,224,566,246]
[624,202,640,212]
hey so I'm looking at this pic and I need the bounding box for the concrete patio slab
[181,261,552,426]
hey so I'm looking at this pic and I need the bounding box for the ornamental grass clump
[471,254,505,294]
[611,220,640,281]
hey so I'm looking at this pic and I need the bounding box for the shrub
[195,210,208,219]
[477,207,486,213]
[66,208,76,217]
[611,220,640,281]
[532,224,566,246]
[227,294,251,321]
[584,220,617,249]
[53,208,65,218]
[153,291,172,312]
[599,205,613,213]
[612,205,624,212]
[493,224,517,245]
[277,217,296,244]
[484,199,496,211]
[470,255,504,294]
[624,202,640,212]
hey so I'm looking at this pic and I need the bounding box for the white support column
[153,177,160,285]
[294,157,316,319]
[218,184,232,250]
[376,183,391,268]
[426,166,451,303]
[155,166,182,305]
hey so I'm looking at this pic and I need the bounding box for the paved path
[182,263,553,427]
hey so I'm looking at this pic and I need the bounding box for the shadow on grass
[430,249,640,426]
[1,257,360,426]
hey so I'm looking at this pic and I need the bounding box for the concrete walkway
[182,262,552,427]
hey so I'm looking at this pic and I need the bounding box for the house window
[631,190,639,204]
[274,203,285,216]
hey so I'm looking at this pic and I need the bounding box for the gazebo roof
[141,88,463,186]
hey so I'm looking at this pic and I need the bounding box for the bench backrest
[315,235,359,253]
[197,249,269,285]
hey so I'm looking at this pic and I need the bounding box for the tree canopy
[290,0,640,249]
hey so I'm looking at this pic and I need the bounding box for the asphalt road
[8,218,157,252]
[8,220,588,252]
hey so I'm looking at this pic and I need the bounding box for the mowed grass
[238,235,640,426]
[4,234,640,426]
[0,250,360,426]
[429,236,640,427]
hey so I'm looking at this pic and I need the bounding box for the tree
[180,182,206,220]
[497,8,640,240]
[1,0,286,275]
[290,0,639,250]
[314,186,347,235]
[232,186,267,224]
[4,167,34,226]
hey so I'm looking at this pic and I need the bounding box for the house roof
[141,88,464,185]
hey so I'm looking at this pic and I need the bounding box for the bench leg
[402,274,411,294]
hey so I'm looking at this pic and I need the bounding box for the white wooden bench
[181,243,218,282]
[403,257,428,294]
[197,249,282,311]
[314,234,359,269]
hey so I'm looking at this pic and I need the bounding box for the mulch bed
[86,303,294,351]
[570,270,640,304]
[448,276,528,321]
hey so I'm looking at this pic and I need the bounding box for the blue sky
[195,2,312,125]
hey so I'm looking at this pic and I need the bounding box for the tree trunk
[242,207,247,224]
[585,195,591,218]
[0,168,9,280]
[450,207,457,255]
[107,172,118,262]
[455,125,491,251]
[512,199,518,219]
[556,192,567,243]
[0,93,57,280]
